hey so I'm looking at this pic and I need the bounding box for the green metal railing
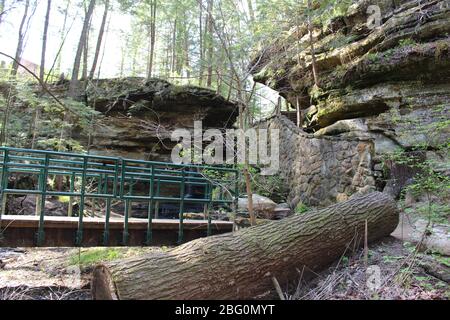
[0,147,239,246]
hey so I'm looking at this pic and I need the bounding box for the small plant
[366,52,379,62]
[68,248,122,267]
[398,38,416,47]
[295,202,310,214]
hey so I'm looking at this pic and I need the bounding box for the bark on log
[91,192,399,300]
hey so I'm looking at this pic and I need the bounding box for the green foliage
[68,248,122,267]
[0,74,96,151]
[398,38,416,47]
[239,166,289,203]
[366,52,379,63]
[295,202,310,214]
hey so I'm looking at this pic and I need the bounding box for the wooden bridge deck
[0,215,234,247]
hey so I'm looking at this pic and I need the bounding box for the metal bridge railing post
[0,149,9,226]
[102,173,111,246]
[104,198,111,246]
[36,154,50,246]
[122,160,131,245]
[76,157,88,246]
[154,176,160,219]
[178,168,186,244]
[234,170,239,216]
[123,199,130,245]
[207,183,213,237]
[145,164,154,246]
[68,172,75,217]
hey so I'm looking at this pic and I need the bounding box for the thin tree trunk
[69,0,95,98]
[171,18,177,74]
[307,0,319,87]
[39,0,51,82]
[205,0,213,87]
[30,0,51,149]
[82,30,89,80]
[56,0,71,75]
[198,0,203,85]
[246,0,255,23]
[119,45,125,77]
[0,85,14,145]
[11,0,30,77]
[296,96,302,128]
[91,192,399,300]
[184,27,190,80]
[146,0,156,79]
[89,0,109,80]
[97,12,111,79]
[0,0,5,27]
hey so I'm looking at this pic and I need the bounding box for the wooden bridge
[0,147,238,247]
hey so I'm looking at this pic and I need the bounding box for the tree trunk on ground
[91,192,399,300]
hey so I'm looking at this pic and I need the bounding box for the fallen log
[91,191,398,300]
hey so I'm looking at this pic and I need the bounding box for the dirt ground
[0,246,159,300]
[289,237,449,300]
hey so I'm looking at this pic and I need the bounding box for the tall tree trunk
[146,0,157,79]
[69,0,95,98]
[56,0,71,75]
[10,0,30,77]
[198,0,203,85]
[82,31,89,80]
[89,0,109,80]
[39,0,51,82]
[30,0,51,149]
[205,0,213,87]
[246,0,255,23]
[119,45,125,77]
[0,0,6,28]
[171,18,177,74]
[307,0,319,87]
[96,12,111,79]
[91,192,399,300]
[0,85,14,145]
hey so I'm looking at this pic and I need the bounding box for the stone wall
[256,116,376,208]
[251,0,450,207]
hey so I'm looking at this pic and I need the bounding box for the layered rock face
[84,78,238,161]
[252,0,449,206]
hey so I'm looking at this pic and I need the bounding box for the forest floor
[290,237,449,300]
[0,209,448,300]
[0,237,448,300]
[0,246,161,300]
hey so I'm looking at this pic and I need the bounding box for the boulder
[238,194,277,219]
[273,202,292,219]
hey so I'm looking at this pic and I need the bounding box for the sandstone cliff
[84,77,238,161]
[252,0,449,207]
